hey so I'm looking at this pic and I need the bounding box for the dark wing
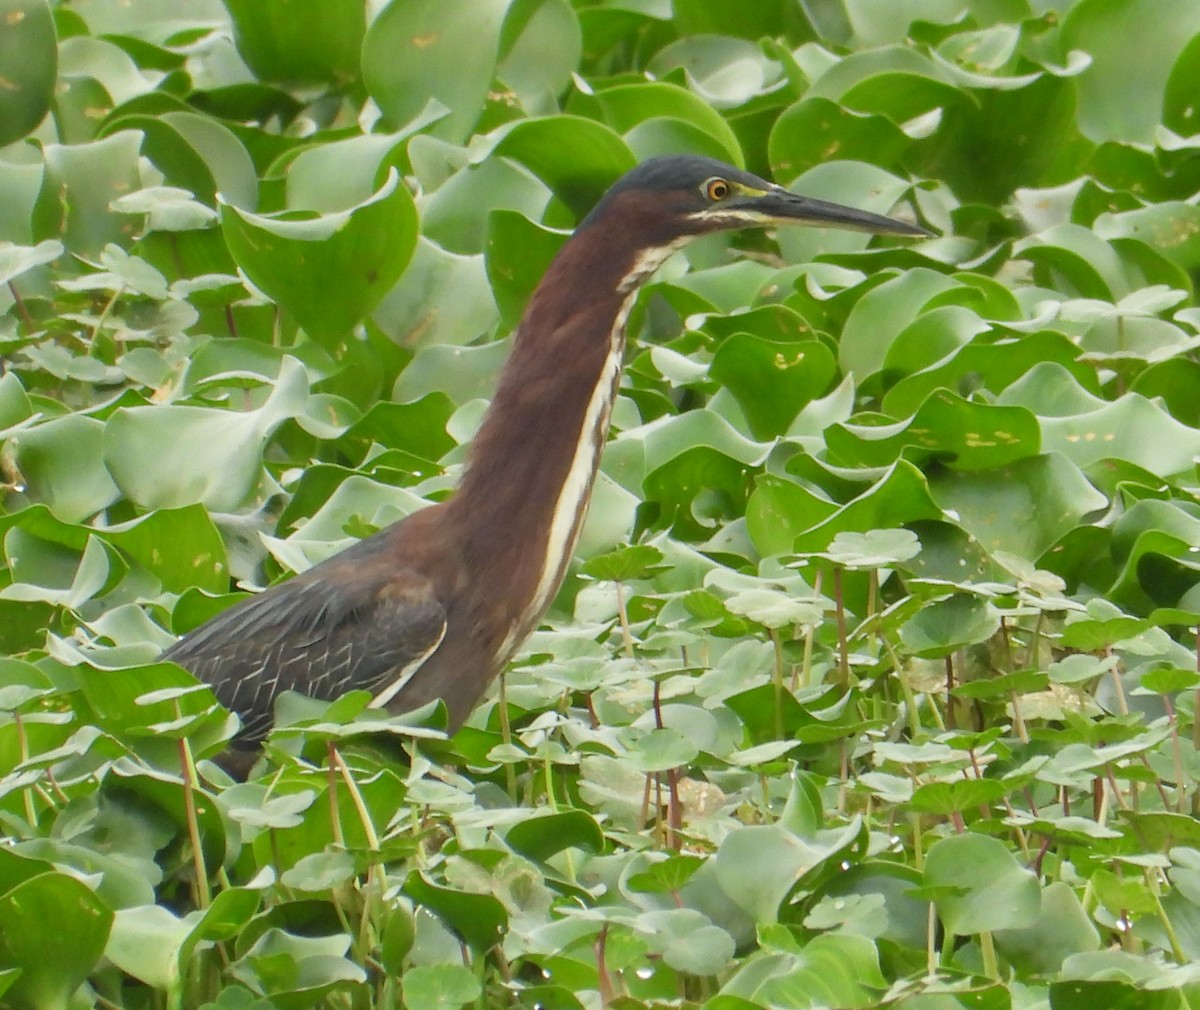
[164,564,446,746]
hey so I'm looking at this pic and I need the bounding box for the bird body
[165,155,926,766]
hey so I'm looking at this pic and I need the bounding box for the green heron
[166,154,926,768]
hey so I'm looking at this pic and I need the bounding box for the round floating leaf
[221,170,417,346]
[401,964,481,1010]
[0,0,56,146]
[900,594,1001,658]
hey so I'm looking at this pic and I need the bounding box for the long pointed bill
[727,186,931,237]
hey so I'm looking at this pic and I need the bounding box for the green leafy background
[3,0,1200,1008]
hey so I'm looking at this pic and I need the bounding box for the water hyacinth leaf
[1041,395,1200,477]
[7,414,121,522]
[0,0,56,146]
[228,928,366,1002]
[594,81,743,166]
[32,132,143,257]
[725,933,886,1007]
[791,461,943,554]
[105,905,190,990]
[492,116,635,219]
[496,0,582,113]
[363,0,508,142]
[929,453,1108,560]
[225,0,365,85]
[221,171,417,346]
[486,209,568,327]
[505,810,604,862]
[103,357,309,512]
[402,872,507,952]
[924,833,1040,936]
[104,112,257,210]
[1063,0,1200,144]
[769,97,910,181]
[709,335,837,439]
[828,391,1040,471]
[714,817,865,923]
[0,871,113,1010]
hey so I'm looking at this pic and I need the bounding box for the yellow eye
[704,177,731,201]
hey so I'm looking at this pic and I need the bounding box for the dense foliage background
[3,0,1200,1007]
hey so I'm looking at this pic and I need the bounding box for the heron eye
[704,178,731,201]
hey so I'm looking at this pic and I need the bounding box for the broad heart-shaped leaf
[103,357,309,512]
[504,810,604,862]
[492,116,635,220]
[714,817,865,924]
[1063,0,1200,144]
[0,0,56,147]
[102,111,257,210]
[929,452,1108,561]
[221,170,417,347]
[1040,394,1200,477]
[722,934,886,1008]
[924,833,1040,936]
[34,131,144,260]
[402,872,507,953]
[710,336,837,439]
[827,390,1041,471]
[485,209,568,327]
[0,871,113,1010]
[363,0,508,141]
[226,0,365,85]
[787,460,943,555]
[7,414,121,522]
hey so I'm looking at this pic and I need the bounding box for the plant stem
[178,736,211,909]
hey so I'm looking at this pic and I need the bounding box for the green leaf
[0,871,113,1010]
[924,834,1040,936]
[221,171,417,345]
[363,0,508,141]
[505,810,604,862]
[900,594,1001,658]
[402,872,507,952]
[710,336,837,439]
[225,0,365,85]
[401,964,481,1010]
[103,356,309,511]
[0,0,56,146]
